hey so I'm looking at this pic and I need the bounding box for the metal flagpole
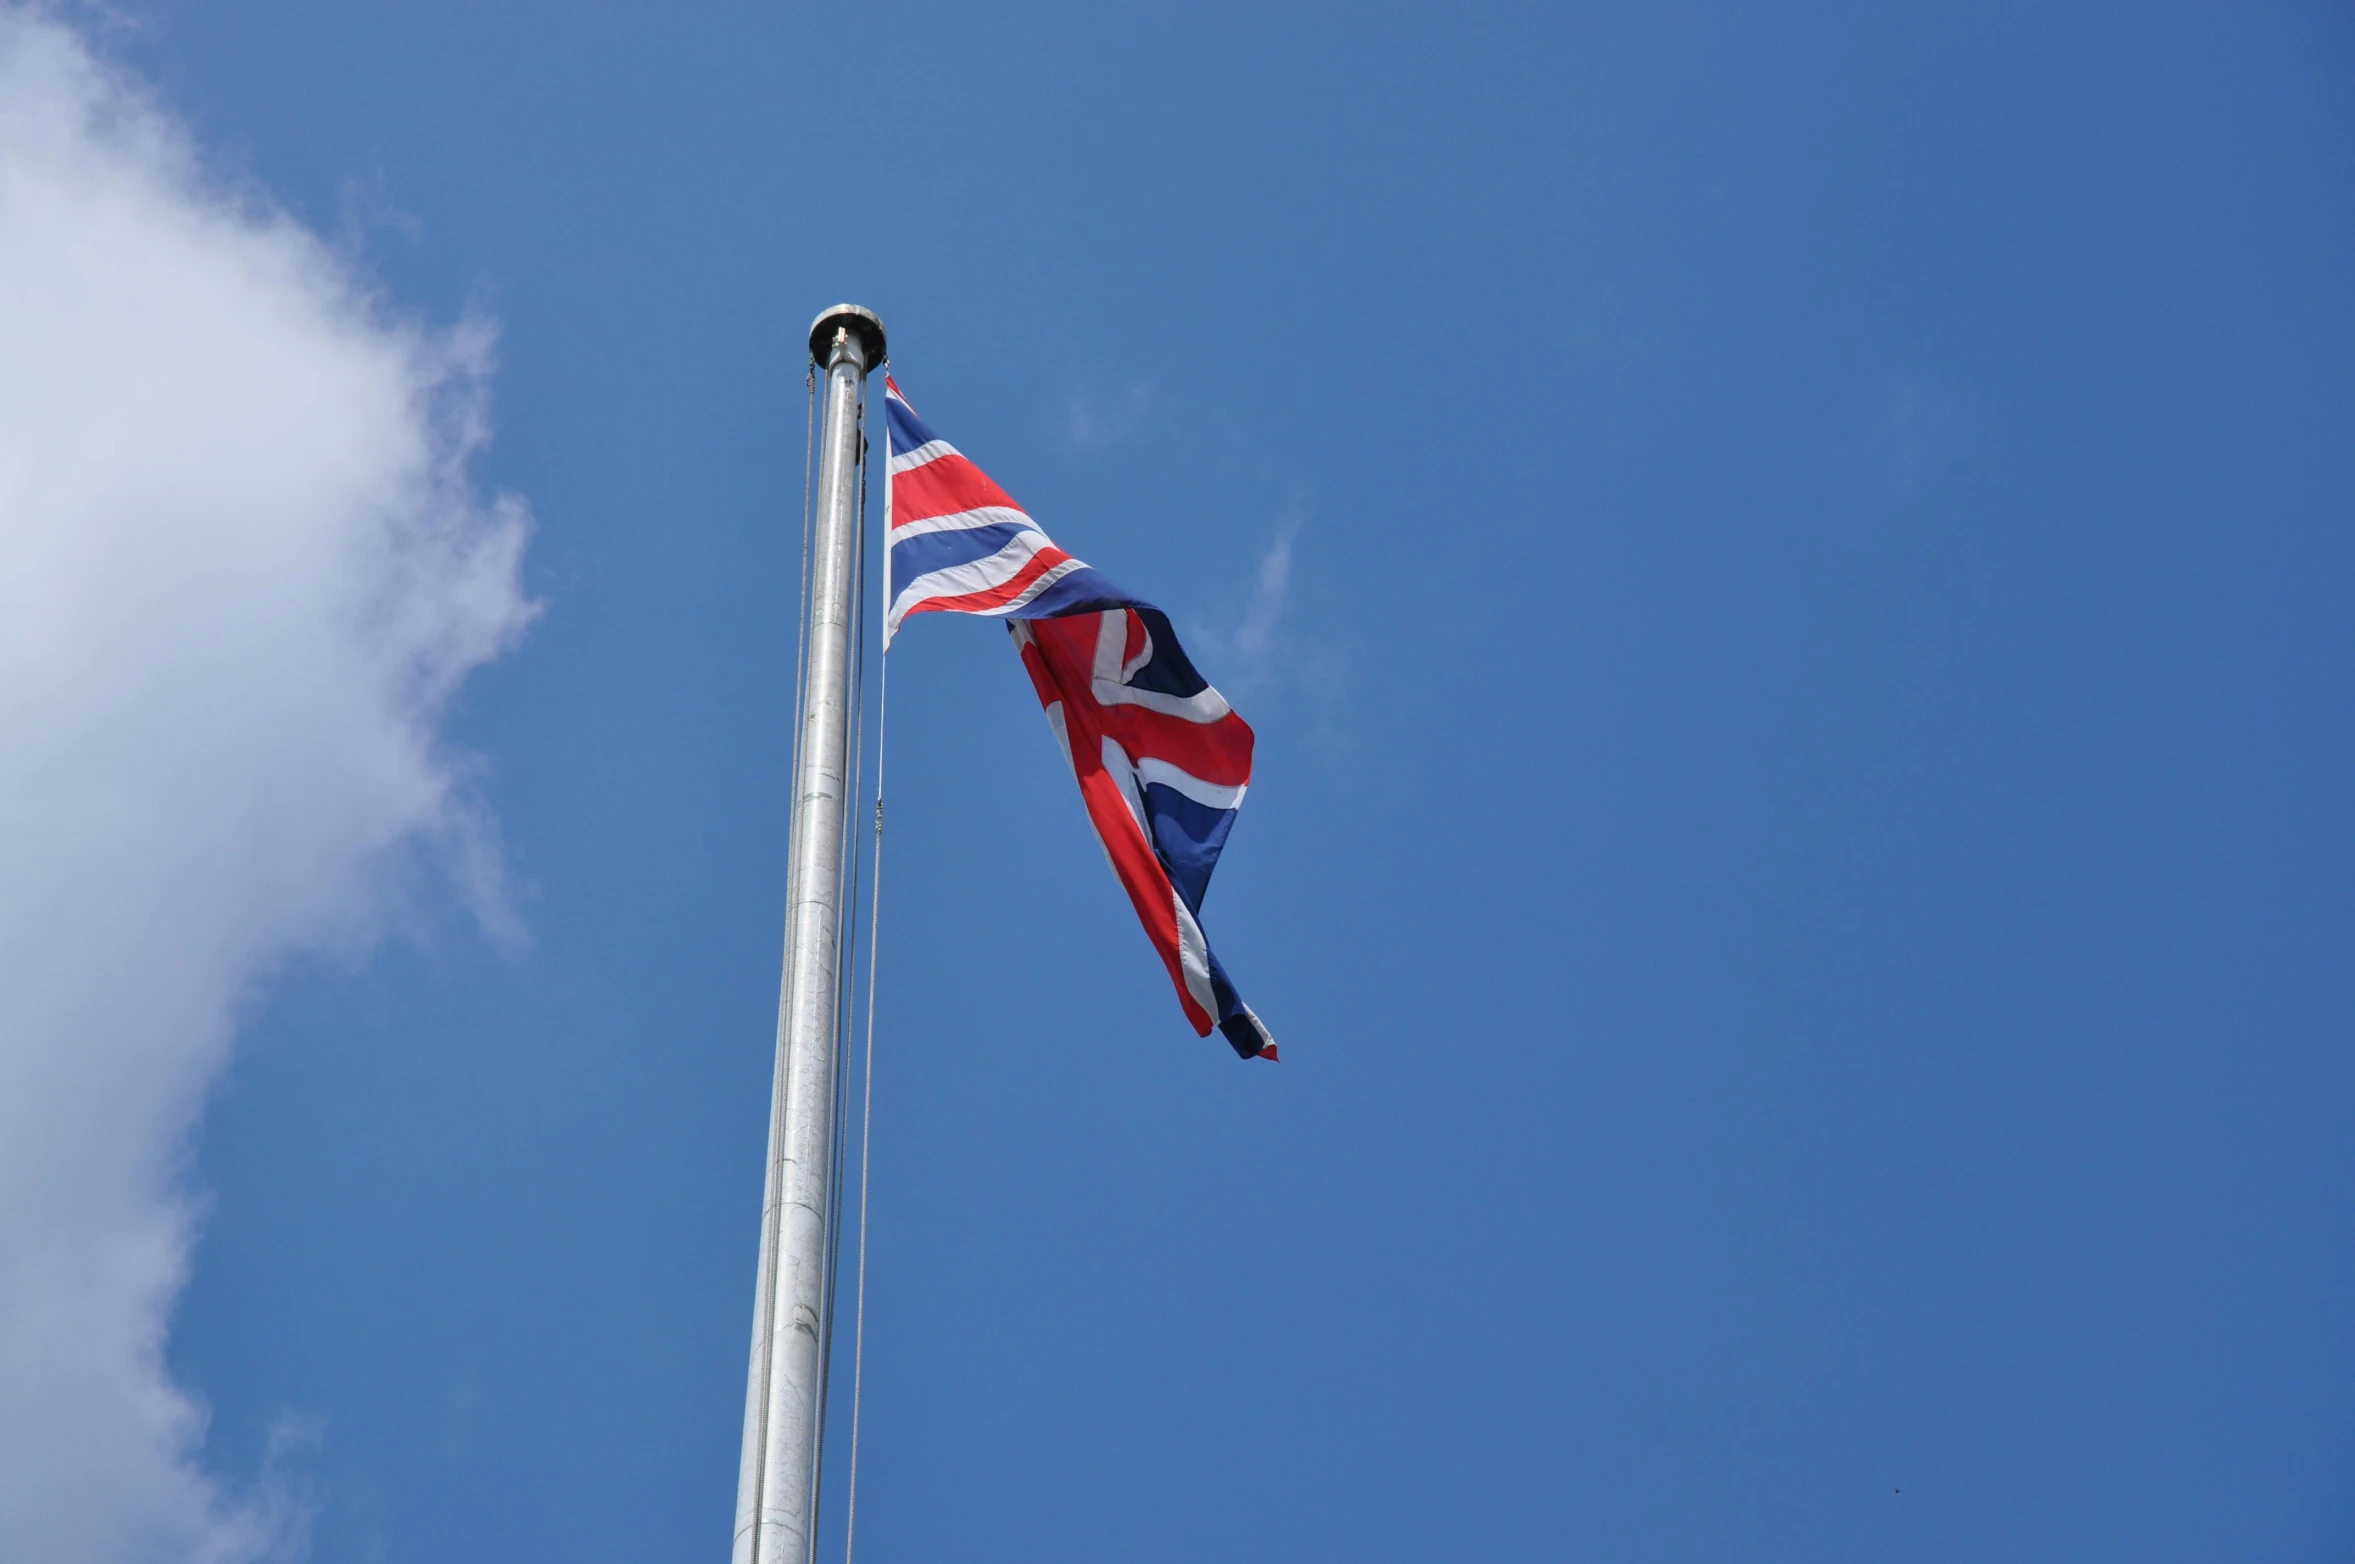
[735,303,886,1564]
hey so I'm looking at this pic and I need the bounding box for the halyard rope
[841,631,886,1564]
[840,360,891,1564]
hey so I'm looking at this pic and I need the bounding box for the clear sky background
[8,2,2352,1559]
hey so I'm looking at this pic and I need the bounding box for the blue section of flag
[889,520,1042,582]
[1141,784,1235,919]
[884,393,938,459]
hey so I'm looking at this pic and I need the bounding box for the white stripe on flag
[1088,607,1233,723]
[885,547,1088,638]
[887,503,1040,542]
[1132,755,1247,811]
[887,532,1049,623]
[1171,892,1219,1030]
[1103,736,1149,833]
[888,438,957,475]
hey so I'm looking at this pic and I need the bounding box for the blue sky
[8,2,2352,1559]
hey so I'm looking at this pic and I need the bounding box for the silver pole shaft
[735,308,881,1564]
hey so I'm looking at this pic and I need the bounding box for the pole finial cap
[808,304,886,369]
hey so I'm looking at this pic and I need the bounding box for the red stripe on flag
[1095,704,1255,788]
[889,452,1023,528]
[909,546,1074,619]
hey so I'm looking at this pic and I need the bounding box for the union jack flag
[884,376,1276,1061]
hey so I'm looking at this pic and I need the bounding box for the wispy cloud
[1219,512,1301,692]
[1186,508,1349,744]
[1060,380,1155,451]
[0,12,534,1559]
[336,159,427,255]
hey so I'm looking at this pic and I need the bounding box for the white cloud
[0,12,535,1560]
[1060,379,1154,451]
[1227,514,1299,686]
[1182,510,1353,758]
[1179,514,1298,695]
